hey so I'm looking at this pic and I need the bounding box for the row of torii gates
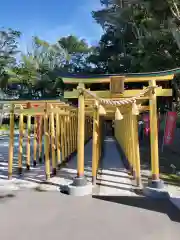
[5,68,180,194]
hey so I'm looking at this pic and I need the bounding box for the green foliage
[5,34,94,100]
[58,35,93,73]
[0,28,21,90]
[0,124,10,130]
[90,0,180,73]
[6,36,67,99]
[2,1,180,99]
[58,35,89,54]
[0,28,21,68]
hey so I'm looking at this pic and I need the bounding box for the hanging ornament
[98,105,106,115]
[115,108,123,120]
[132,101,139,115]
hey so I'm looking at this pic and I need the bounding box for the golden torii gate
[5,100,80,180]
[61,69,177,194]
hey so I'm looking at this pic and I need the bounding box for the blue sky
[1,0,103,51]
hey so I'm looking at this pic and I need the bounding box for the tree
[0,28,21,89]
[58,35,93,73]
[90,0,180,73]
[99,0,180,50]
[88,27,132,73]
[7,36,67,99]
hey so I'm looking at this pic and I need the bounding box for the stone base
[67,176,92,196]
[143,186,169,199]
[68,182,92,196]
[148,179,164,189]
[71,176,87,187]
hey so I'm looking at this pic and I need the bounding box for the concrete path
[0,134,63,191]
[0,190,180,240]
[59,137,135,196]
[95,137,136,196]
[0,134,179,209]
[0,135,135,196]
[0,135,180,239]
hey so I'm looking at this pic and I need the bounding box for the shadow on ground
[0,193,16,204]
[0,135,134,194]
[0,134,79,184]
[93,195,180,223]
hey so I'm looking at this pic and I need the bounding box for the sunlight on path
[0,135,135,196]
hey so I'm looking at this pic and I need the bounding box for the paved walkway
[0,135,135,195]
[0,135,180,239]
[0,134,179,210]
[0,190,180,240]
[94,137,136,196]
[52,136,135,196]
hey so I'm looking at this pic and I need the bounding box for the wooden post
[75,115,78,150]
[38,116,43,163]
[71,115,75,152]
[77,84,85,178]
[97,114,101,160]
[33,116,38,167]
[124,115,128,161]
[85,117,87,142]
[18,105,24,174]
[94,109,100,170]
[50,104,56,175]
[133,115,141,187]
[60,115,65,162]
[44,103,50,180]
[66,114,70,158]
[8,104,14,179]
[64,114,68,161]
[92,108,98,184]
[91,117,93,138]
[48,114,51,160]
[70,115,73,154]
[126,114,132,172]
[129,112,135,177]
[86,117,88,140]
[89,117,92,139]
[26,106,31,170]
[56,111,61,168]
[119,118,124,150]
[149,80,160,182]
[123,117,126,155]
[89,117,92,138]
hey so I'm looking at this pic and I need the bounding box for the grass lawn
[160,173,180,186]
[0,123,32,131]
[139,128,180,187]
[0,124,10,131]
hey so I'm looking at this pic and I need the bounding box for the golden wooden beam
[0,101,77,110]
[62,74,174,84]
[0,108,71,116]
[64,87,172,99]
